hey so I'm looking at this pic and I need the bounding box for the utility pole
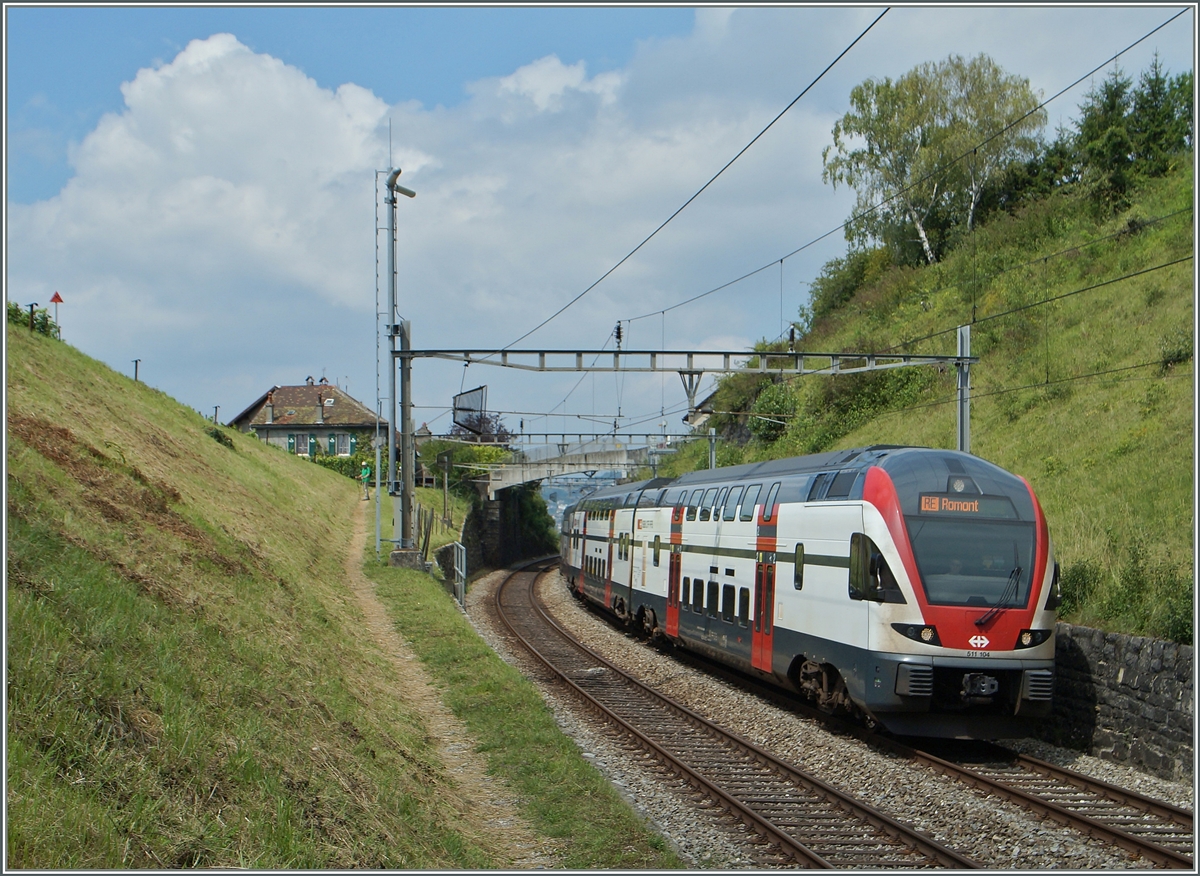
[133,359,141,382]
[27,303,37,332]
[384,167,416,553]
[400,319,415,549]
[957,324,971,454]
[213,405,220,424]
[708,427,717,470]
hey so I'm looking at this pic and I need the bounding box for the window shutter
[328,434,336,455]
[287,434,295,453]
[349,435,357,455]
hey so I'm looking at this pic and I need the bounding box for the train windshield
[905,518,1036,607]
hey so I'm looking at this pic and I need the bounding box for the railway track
[569,584,1194,869]
[495,563,978,869]
[904,742,1195,869]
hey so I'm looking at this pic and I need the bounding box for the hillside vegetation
[662,160,1193,643]
[5,324,678,868]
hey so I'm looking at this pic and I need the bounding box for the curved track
[495,563,978,869]
[580,595,1193,869]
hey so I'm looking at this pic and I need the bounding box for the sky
[5,5,1195,446]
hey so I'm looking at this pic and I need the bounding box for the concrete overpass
[466,446,654,498]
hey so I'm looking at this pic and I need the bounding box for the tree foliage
[822,53,1045,265]
[1076,58,1194,212]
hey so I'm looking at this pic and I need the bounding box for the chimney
[317,391,325,424]
[265,390,274,424]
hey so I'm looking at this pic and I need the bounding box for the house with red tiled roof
[228,376,385,458]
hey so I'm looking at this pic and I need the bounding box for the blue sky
[7,7,694,203]
[5,6,1194,437]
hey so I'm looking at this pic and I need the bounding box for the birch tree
[942,55,1045,232]
[822,64,949,265]
[822,54,1045,263]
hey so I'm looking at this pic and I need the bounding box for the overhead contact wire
[626,8,1189,325]
[498,8,890,351]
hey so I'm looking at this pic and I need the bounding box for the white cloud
[6,7,1193,429]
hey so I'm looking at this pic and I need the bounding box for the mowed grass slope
[5,326,679,869]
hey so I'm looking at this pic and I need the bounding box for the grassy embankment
[6,324,680,869]
[662,162,1194,642]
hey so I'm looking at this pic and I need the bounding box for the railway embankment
[1047,622,1193,783]
[5,323,679,870]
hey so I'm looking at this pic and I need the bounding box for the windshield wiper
[976,566,1022,627]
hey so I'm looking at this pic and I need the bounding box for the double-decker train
[559,445,1061,738]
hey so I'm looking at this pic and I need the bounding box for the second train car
[559,445,1060,738]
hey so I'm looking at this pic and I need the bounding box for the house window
[336,433,351,456]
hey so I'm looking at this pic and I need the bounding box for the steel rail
[495,565,978,869]
[586,599,1194,869]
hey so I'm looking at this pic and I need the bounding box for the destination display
[918,494,1018,518]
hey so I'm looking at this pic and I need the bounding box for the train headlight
[891,623,942,646]
[1015,629,1052,649]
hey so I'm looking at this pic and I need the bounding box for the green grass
[660,162,1194,642]
[364,558,682,869]
[6,324,678,868]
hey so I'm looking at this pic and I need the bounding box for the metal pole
[375,421,382,556]
[957,324,971,454]
[385,170,399,499]
[133,359,140,382]
[708,427,717,470]
[28,303,37,332]
[400,319,415,549]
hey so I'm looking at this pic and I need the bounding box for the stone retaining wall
[1040,622,1193,782]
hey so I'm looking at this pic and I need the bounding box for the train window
[722,486,743,521]
[826,469,857,499]
[794,543,805,589]
[849,534,905,603]
[653,535,662,567]
[762,483,781,521]
[808,474,829,501]
[721,584,736,622]
[682,577,691,610]
[706,581,719,617]
[656,489,668,506]
[740,484,762,521]
[692,579,704,612]
[714,488,728,517]
[699,488,718,521]
[686,489,703,520]
[738,587,750,626]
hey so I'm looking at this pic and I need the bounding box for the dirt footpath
[343,504,562,868]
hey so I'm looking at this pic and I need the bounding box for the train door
[752,553,776,672]
[666,548,681,637]
[604,509,615,610]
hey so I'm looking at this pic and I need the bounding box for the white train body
[560,446,1059,738]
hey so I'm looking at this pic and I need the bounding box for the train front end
[857,450,1059,738]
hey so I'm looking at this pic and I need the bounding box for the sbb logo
[968,634,990,649]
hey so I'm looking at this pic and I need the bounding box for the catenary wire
[623,8,1189,326]
[497,8,890,351]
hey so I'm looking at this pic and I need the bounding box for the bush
[7,302,59,338]
[808,248,890,319]
[747,381,795,443]
[312,449,375,481]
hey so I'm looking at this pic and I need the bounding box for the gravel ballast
[466,567,1193,869]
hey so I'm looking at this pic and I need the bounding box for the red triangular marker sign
[50,291,63,303]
